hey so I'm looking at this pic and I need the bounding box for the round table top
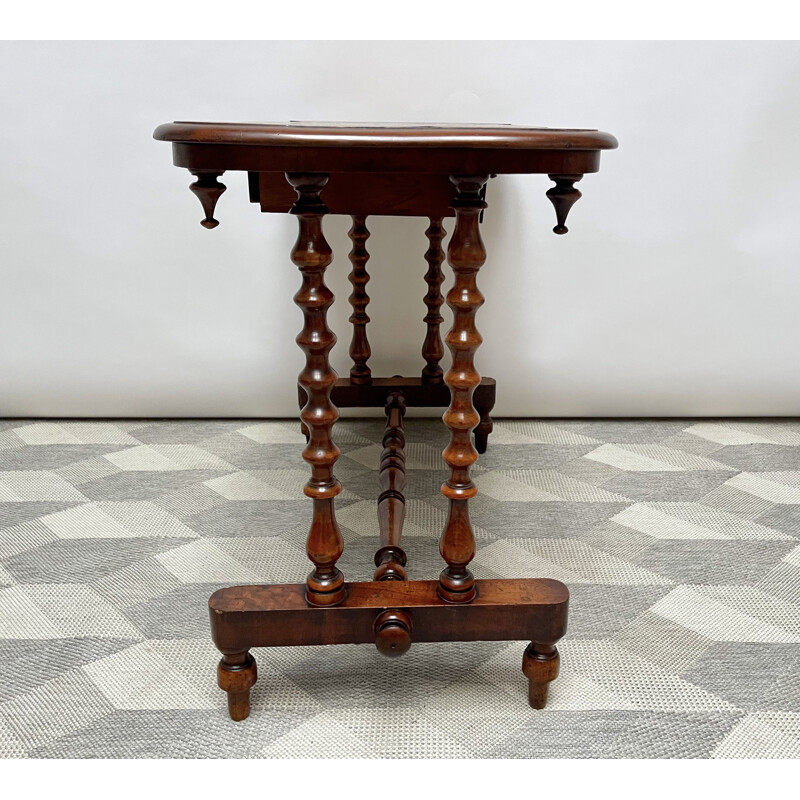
[153,121,618,151]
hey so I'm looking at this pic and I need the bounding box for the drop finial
[546,174,583,234]
[189,170,226,228]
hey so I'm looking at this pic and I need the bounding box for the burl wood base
[211,578,568,720]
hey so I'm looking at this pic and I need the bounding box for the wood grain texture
[288,173,346,607]
[209,578,569,650]
[522,642,560,709]
[438,176,489,604]
[217,651,257,722]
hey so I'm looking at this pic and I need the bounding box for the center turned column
[438,175,489,603]
[287,173,346,607]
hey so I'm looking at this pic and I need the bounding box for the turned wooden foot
[218,652,257,721]
[522,642,559,709]
[473,419,492,454]
[473,392,494,454]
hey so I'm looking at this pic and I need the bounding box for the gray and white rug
[1,417,799,758]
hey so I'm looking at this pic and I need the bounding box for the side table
[153,122,617,720]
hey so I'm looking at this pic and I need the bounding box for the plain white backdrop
[2,40,799,418]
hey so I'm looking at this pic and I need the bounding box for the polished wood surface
[155,119,617,721]
[254,171,457,217]
[288,173,346,607]
[437,175,488,604]
[155,121,618,150]
[156,121,617,176]
[209,578,569,646]
[170,142,604,176]
[189,170,226,229]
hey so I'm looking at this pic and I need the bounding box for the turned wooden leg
[522,642,559,709]
[348,215,372,385]
[473,393,495,455]
[437,176,489,604]
[422,217,446,385]
[287,173,346,607]
[218,651,257,721]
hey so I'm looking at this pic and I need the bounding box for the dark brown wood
[546,174,583,235]
[474,391,496,455]
[288,173,346,607]
[155,124,616,178]
[253,171,457,218]
[209,579,569,650]
[421,217,446,386]
[169,141,603,178]
[347,215,372,384]
[155,120,617,722]
[155,121,618,152]
[522,642,560,709]
[189,170,226,228]
[300,375,496,410]
[374,392,407,582]
[437,176,488,604]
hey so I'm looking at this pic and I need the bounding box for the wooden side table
[153,122,617,720]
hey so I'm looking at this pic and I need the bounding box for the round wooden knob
[374,609,412,657]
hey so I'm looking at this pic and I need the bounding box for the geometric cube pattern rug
[1,417,799,759]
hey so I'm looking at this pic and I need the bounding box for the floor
[0,417,799,759]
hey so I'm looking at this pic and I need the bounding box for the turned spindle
[373,391,408,582]
[522,642,560,709]
[437,175,488,604]
[546,173,582,234]
[288,172,346,608]
[348,215,372,384]
[421,217,446,385]
[189,170,226,229]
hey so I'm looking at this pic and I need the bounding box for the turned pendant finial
[546,173,582,235]
[189,170,226,228]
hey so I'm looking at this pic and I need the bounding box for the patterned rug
[1,417,799,759]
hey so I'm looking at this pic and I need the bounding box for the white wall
[2,41,799,418]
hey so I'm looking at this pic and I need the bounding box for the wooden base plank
[209,578,568,653]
